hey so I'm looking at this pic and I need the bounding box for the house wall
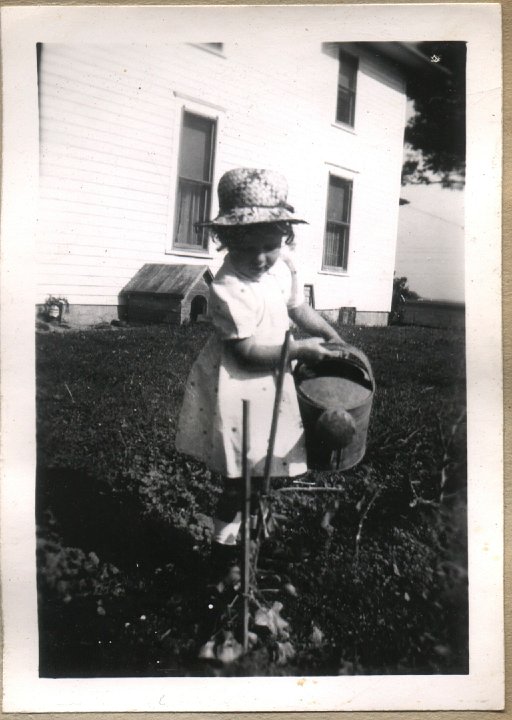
[37,42,407,323]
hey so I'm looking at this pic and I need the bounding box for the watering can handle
[326,342,376,390]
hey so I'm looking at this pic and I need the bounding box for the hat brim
[198,206,307,227]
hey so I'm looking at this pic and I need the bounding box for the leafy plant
[41,295,69,322]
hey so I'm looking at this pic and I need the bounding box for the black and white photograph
[0,3,503,713]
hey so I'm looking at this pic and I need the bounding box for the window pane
[175,179,210,248]
[327,176,351,223]
[336,87,355,126]
[323,223,348,269]
[337,51,357,126]
[338,52,357,90]
[180,112,214,182]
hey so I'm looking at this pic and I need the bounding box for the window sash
[175,178,211,249]
[327,175,351,224]
[336,51,358,127]
[180,112,215,182]
[323,222,350,271]
[336,86,356,126]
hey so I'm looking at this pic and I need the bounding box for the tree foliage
[402,42,466,188]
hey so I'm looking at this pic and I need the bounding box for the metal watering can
[294,343,375,471]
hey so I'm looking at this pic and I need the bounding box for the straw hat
[201,168,307,226]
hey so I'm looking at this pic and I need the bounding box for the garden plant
[36,321,467,677]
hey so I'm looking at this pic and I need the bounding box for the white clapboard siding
[40,114,173,157]
[38,260,147,279]
[39,197,168,226]
[38,222,167,248]
[42,245,169,262]
[41,129,172,172]
[37,224,167,247]
[46,145,170,179]
[40,88,173,141]
[38,262,138,279]
[41,287,122,304]
[38,273,132,289]
[40,177,169,213]
[42,46,178,111]
[41,160,168,194]
[41,69,174,125]
[39,229,166,249]
[38,45,176,308]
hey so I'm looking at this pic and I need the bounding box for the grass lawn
[36,321,467,677]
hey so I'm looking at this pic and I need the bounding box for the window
[336,51,358,126]
[322,175,352,272]
[173,111,216,251]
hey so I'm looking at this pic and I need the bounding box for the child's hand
[324,329,346,345]
[323,335,351,357]
[292,337,337,365]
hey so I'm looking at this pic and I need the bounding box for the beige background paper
[2,3,504,720]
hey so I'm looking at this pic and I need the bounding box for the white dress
[175,251,308,479]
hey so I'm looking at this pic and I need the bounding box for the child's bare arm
[230,334,336,369]
[288,302,345,344]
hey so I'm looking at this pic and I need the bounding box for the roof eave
[362,42,452,78]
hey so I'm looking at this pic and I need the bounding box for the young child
[175,168,344,592]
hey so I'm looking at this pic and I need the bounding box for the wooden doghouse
[121,264,213,325]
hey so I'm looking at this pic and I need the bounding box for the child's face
[228,227,283,280]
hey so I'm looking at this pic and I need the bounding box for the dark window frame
[336,50,358,127]
[322,174,353,273]
[173,110,216,252]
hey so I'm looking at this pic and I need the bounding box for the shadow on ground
[36,467,209,677]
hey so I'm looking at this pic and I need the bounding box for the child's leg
[213,478,242,546]
[209,477,266,584]
[210,478,242,587]
[198,478,265,649]
[197,480,243,649]
[249,477,264,536]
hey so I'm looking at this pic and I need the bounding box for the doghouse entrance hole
[190,295,207,322]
